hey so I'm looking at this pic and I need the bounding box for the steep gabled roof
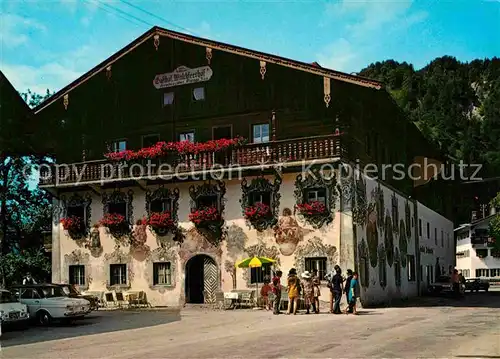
[34,26,383,114]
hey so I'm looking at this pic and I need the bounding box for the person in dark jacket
[343,269,353,313]
[329,265,343,314]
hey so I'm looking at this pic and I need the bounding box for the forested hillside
[359,56,500,177]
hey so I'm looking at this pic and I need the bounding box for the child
[272,270,282,315]
[260,278,272,310]
[346,271,360,315]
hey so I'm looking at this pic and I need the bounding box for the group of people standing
[260,266,360,315]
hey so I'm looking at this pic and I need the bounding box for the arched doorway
[185,254,218,304]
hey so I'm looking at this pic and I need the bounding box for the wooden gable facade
[35,26,448,204]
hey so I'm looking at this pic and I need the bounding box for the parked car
[56,284,99,311]
[0,289,30,327]
[428,275,453,294]
[11,284,90,325]
[465,278,490,292]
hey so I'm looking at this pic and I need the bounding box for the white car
[11,284,90,325]
[0,289,30,326]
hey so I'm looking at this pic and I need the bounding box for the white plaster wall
[55,172,342,307]
[417,202,455,292]
[354,171,419,306]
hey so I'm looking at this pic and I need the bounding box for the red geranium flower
[244,203,271,221]
[99,213,127,227]
[189,206,221,225]
[296,201,327,216]
[143,212,175,228]
[60,216,85,232]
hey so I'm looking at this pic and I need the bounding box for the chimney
[471,211,478,221]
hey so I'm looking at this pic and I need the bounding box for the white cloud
[316,38,359,72]
[318,0,427,71]
[0,13,47,48]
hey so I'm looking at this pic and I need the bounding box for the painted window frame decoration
[240,175,281,232]
[353,174,373,226]
[378,244,387,289]
[145,186,180,237]
[391,193,399,234]
[294,168,337,229]
[357,238,370,287]
[394,248,402,287]
[384,213,394,267]
[60,193,92,240]
[145,246,178,291]
[188,180,226,244]
[63,249,91,291]
[104,247,133,290]
[101,189,134,240]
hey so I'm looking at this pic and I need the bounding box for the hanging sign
[153,66,213,89]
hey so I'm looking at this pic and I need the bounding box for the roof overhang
[34,26,383,114]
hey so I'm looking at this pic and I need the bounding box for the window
[475,268,489,277]
[20,288,38,299]
[163,92,174,106]
[434,228,437,245]
[476,249,488,258]
[305,257,327,280]
[142,134,160,148]
[197,195,218,209]
[490,268,500,277]
[110,140,126,153]
[67,205,85,227]
[426,222,430,239]
[250,191,271,206]
[461,269,470,278]
[179,132,195,142]
[441,230,444,247]
[411,217,414,228]
[252,123,270,144]
[110,264,127,285]
[150,198,172,213]
[193,87,205,101]
[108,202,128,219]
[418,219,422,236]
[69,265,85,286]
[250,263,271,284]
[407,255,416,282]
[153,262,172,285]
[305,188,327,204]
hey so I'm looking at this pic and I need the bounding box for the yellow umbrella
[235,256,276,308]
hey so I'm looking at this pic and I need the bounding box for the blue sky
[1,0,499,95]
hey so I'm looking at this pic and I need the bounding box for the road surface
[1,292,499,358]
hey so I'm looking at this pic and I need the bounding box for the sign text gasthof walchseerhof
[153,66,213,89]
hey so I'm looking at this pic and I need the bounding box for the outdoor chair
[137,291,152,308]
[213,291,228,310]
[239,291,254,308]
[128,292,139,308]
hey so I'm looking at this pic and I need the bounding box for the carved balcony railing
[39,134,343,187]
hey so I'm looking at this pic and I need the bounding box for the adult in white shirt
[22,272,37,285]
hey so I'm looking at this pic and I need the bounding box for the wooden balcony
[39,134,343,188]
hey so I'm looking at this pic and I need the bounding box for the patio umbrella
[235,256,276,308]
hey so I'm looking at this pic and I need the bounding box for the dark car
[428,275,453,294]
[465,278,489,292]
[55,284,99,311]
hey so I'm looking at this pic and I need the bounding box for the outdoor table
[224,292,239,309]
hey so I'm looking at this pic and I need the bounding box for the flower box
[142,211,176,236]
[104,137,247,161]
[189,206,222,227]
[99,213,130,238]
[244,203,272,222]
[296,201,327,216]
[60,216,86,239]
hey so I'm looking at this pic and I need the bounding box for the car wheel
[36,310,52,326]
